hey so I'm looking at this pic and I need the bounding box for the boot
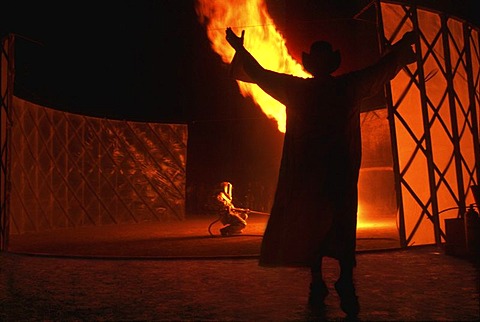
[334,279,360,317]
[220,225,243,236]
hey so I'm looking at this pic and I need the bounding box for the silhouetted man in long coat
[226,27,416,317]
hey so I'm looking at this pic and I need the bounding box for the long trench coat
[231,44,410,268]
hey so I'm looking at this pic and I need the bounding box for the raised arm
[351,30,418,99]
[225,27,265,81]
[225,27,292,104]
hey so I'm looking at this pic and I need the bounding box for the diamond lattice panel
[381,1,480,246]
[9,97,187,234]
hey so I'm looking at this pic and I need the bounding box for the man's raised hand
[226,27,245,51]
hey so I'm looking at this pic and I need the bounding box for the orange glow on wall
[195,0,310,133]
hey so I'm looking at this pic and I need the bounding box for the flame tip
[196,0,309,133]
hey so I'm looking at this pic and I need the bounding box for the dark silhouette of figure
[225,27,417,317]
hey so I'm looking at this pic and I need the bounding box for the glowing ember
[195,0,310,133]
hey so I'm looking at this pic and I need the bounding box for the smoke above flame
[195,0,310,133]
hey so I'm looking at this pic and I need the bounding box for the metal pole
[375,0,408,248]
[442,16,467,217]
[411,10,442,246]
[463,25,480,188]
[0,34,14,251]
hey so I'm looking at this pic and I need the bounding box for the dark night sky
[2,0,479,210]
[2,1,204,122]
[2,0,479,122]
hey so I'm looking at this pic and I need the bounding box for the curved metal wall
[9,97,187,234]
[378,1,480,246]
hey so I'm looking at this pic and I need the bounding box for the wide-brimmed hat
[302,41,341,75]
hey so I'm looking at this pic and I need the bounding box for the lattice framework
[9,97,187,234]
[378,1,480,247]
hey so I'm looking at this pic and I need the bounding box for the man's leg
[338,258,354,283]
[220,223,244,236]
[335,259,359,316]
[308,256,329,308]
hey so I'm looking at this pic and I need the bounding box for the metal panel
[9,97,187,234]
[378,1,480,246]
